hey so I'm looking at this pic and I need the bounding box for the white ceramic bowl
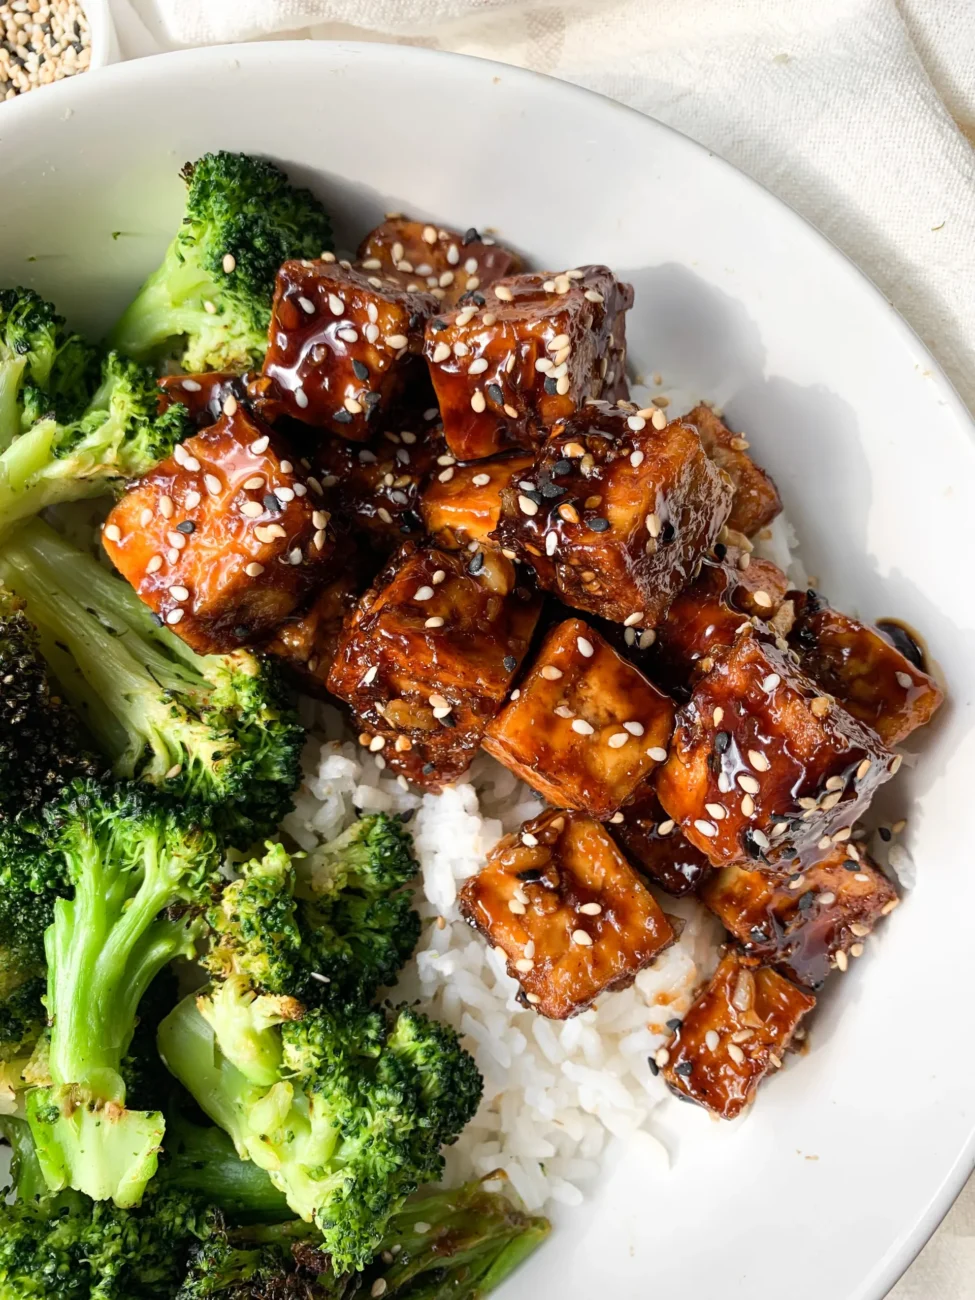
[79,0,118,72]
[1,42,973,1300]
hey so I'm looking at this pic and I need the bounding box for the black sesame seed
[352,359,369,381]
[797,891,815,911]
[422,762,436,775]
[589,517,610,532]
[468,551,485,576]
[544,377,558,395]
[517,866,545,883]
[843,860,859,872]
[334,409,353,424]
[714,731,730,753]
[789,871,802,881]
[714,542,727,560]
[150,613,164,627]
[487,383,504,405]
[503,654,517,673]
[750,926,769,942]
[878,826,892,842]
[439,713,456,728]
[540,481,564,499]
[647,1057,659,1077]
[661,522,676,543]
[431,318,448,331]
[263,493,282,514]
[522,489,543,506]
[363,390,382,406]
[175,520,195,534]
[674,1061,694,1077]
[463,227,480,245]
[666,1018,682,1032]
[552,459,573,477]
[233,625,250,639]
[408,313,422,330]
[400,510,423,532]
[364,402,378,422]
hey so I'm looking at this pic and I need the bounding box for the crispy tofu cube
[327,543,542,788]
[420,451,535,551]
[656,632,898,868]
[701,845,898,989]
[314,421,446,556]
[493,404,733,625]
[157,372,252,429]
[424,266,633,461]
[357,218,522,308]
[460,809,675,1019]
[259,259,438,441]
[789,592,943,746]
[102,406,336,655]
[684,404,782,537]
[483,618,676,817]
[608,783,713,897]
[263,569,364,698]
[653,549,789,693]
[661,952,815,1118]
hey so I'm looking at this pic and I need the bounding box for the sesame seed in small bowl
[0,0,116,103]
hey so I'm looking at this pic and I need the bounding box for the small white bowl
[79,0,118,72]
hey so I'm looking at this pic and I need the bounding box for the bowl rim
[2,38,974,1296]
[78,0,118,72]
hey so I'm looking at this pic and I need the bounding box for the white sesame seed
[468,357,490,376]
[539,665,563,681]
[184,456,201,472]
[514,958,534,973]
[623,612,643,627]
[520,832,539,847]
[385,333,409,350]
[494,284,514,302]
[629,450,645,469]
[508,899,526,915]
[761,673,781,692]
[471,390,487,414]
[240,501,264,518]
[372,1280,387,1298]
[608,732,629,748]
[713,707,724,725]
[425,616,445,629]
[577,636,594,658]
[337,328,359,344]
[571,719,595,736]
[645,512,661,538]
[327,293,345,315]
[166,608,184,625]
[556,375,571,396]
[654,1047,670,1068]
[167,531,187,550]
[705,1030,720,1052]
[727,1044,746,1066]
[554,705,574,718]
[572,929,593,947]
[579,902,603,916]
[737,773,760,794]
[651,408,667,429]
[694,819,718,837]
[240,562,263,579]
[147,555,163,573]
[658,819,675,836]
[297,295,316,316]
[167,549,180,564]
[747,749,771,772]
[139,508,153,528]
[647,747,668,762]
[414,586,435,602]
[705,802,726,820]
[159,495,175,519]
[249,436,270,455]
[584,289,605,303]
[103,523,121,543]
[169,585,189,602]
[203,300,217,315]
[626,415,646,432]
[741,794,755,817]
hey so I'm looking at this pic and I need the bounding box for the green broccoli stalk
[0,520,303,845]
[158,992,483,1272]
[25,779,223,1208]
[0,287,97,451]
[110,152,333,372]
[156,1110,293,1223]
[0,350,190,543]
[204,819,421,1010]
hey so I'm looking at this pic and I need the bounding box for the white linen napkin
[101,3,975,1295]
[112,0,975,414]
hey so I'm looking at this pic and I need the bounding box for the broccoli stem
[111,246,223,364]
[0,357,27,451]
[158,1112,293,1221]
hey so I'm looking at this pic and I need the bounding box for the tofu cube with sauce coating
[460,809,675,1019]
[789,591,943,746]
[420,452,535,551]
[357,218,522,308]
[425,266,633,461]
[157,373,253,429]
[652,548,790,694]
[661,952,815,1119]
[700,844,898,989]
[493,404,733,626]
[656,632,897,868]
[314,421,446,557]
[259,259,438,441]
[607,783,713,897]
[683,404,782,537]
[483,618,676,818]
[263,569,364,698]
[102,406,335,655]
[327,542,542,789]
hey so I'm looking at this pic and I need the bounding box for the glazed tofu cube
[493,404,733,625]
[157,372,252,429]
[653,549,790,693]
[483,618,676,818]
[327,543,542,788]
[460,809,675,1019]
[263,569,364,698]
[357,218,522,308]
[314,421,446,557]
[700,844,899,989]
[607,783,713,897]
[684,404,782,537]
[661,952,815,1118]
[102,406,336,655]
[420,452,535,551]
[259,259,438,441]
[425,266,633,461]
[655,632,898,868]
[789,592,943,746]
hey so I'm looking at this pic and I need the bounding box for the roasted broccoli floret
[158,989,483,1272]
[204,819,421,1010]
[25,778,223,1208]
[0,287,97,450]
[110,151,333,372]
[0,350,189,542]
[0,521,303,845]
